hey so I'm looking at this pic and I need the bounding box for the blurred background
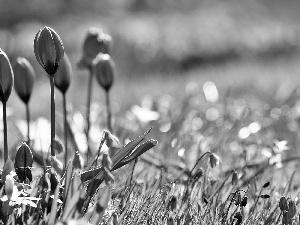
[1,0,300,119]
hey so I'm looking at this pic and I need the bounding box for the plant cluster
[0,26,156,225]
[0,25,300,225]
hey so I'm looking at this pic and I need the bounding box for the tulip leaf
[112,139,158,171]
[15,142,33,169]
[1,158,14,183]
[80,127,152,182]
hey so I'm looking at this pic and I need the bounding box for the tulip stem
[26,103,30,146]
[3,101,8,162]
[50,76,55,157]
[105,90,112,133]
[63,93,68,168]
[86,68,93,155]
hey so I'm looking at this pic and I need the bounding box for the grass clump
[0,25,300,225]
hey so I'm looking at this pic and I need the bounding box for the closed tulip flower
[93,53,116,131]
[34,26,64,76]
[0,49,14,103]
[0,49,13,161]
[13,57,35,104]
[93,53,115,91]
[54,53,72,94]
[33,26,64,157]
[82,28,112,67]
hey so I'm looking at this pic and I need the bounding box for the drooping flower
[13,57,35,104]
[81,28,112,67]
[209,153,221,168]
[34,26,64,76]
[0,49,14,103]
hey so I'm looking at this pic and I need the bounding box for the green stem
[3,101,8,162]
[50,76,55,157]
[26,103,30,145]
[105,90,112,132]
[63,93,68,167]
[275,211,282,225]
[245,186,263,224]
[86,69,93,155]
[190,152,211,175]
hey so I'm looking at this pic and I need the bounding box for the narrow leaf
[1,158,14,183]
[47,185,60,225]
[113,139,157,170]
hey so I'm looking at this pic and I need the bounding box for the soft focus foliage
[0,49,13,103]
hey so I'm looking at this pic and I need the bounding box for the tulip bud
[231,170,238,186]
[81,28,112,67]
[104,130,121,148]
[233,212,242,225]
[168,196,177,211]
[93,53,115,91]
[5,174,14,201]
[15,142,33,182]
[13,57,35,104]
[34,26,64,76]
[241,196,247,207]
[279,196,288,211]
[0,49,14,103]
[73,151,84,170]
[54,53,72,94]
[209,153,221,168]
[234,192,242,206]
[287,199,296,218]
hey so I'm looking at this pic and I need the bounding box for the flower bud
[168,196,177,211]
[279,196,288,211]
[54,53,72,94]
[13,57,35,104]
[34,26,64,76]
[81,28,112,67]
[233,212,242,225]
[241,196,247,207]
[104,130,121,148]
[73,151,84,170]
[5,174,14,201]
[262,182,270,188]
[234,192,242,206]
[209,153,221,168]
[0,49,14,103]
[287,199,296,218]
[231,170,238,186]
[15,142,33,182]
[93,53,115,91]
